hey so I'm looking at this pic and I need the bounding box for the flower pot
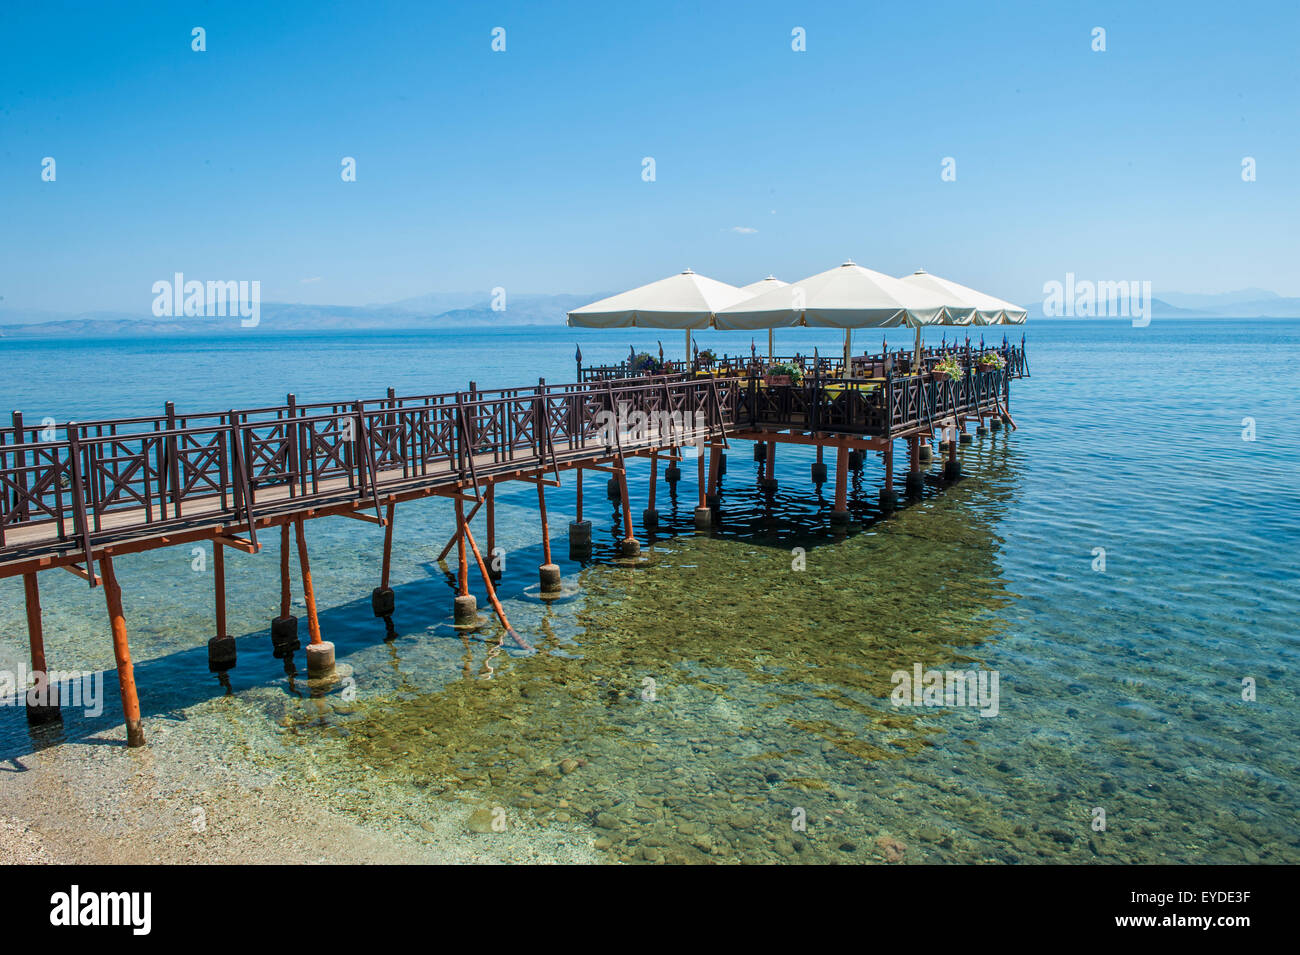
[931,370,949,381]
[765,375,792,387]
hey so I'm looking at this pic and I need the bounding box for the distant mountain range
[0,293,598,338]
[1,288,1296,338]
[1024,289,1300,320]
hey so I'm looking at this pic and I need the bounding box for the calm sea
[2,319,1297,863]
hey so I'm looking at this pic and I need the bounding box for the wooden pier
[1,341,1027,745]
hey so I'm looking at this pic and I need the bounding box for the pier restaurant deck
[1,342,1027,745]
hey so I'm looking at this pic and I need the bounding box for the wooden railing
[0,376,741,564]
[580,341,1029,383]
[1,354,1021,572]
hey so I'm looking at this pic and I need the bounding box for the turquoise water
[2,319,1297,863]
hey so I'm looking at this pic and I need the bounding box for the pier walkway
[1,344,1027,745]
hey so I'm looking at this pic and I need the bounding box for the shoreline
[0,723,602,865]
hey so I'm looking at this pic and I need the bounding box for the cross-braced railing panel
[0,362,1024,565]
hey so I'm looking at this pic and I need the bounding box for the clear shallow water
[2,319,1297,863]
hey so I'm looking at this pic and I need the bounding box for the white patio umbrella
[716,260,955,373]
[567,268,751,358]
[898,269,1027,374]
[898,269,1027,325]
[739,276,788,360]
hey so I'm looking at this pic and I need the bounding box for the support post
[945,427,961,480]
[23,572,60,724]
[881,439,896,504]
[760,439,778,491]
[454,496,478,624]
[486,480,497,574]
[831,442,850,528]
[569,468,592,556]
[271,523,300,659]
[643,452,659,526]
[538,479,561,594]
[101,555,145,747]
[617,464,639,557]
[694,441,711,528]
[665,448,681,485]
[812,440,827,484]
[906,435,924,494]
[462,518,526,648]
[295,519,334,675]
[269,527,299,660]
[371,500,397,637]
[208,540,237,672]
[706,445,722,509]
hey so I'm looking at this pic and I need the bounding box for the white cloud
[300,276,322,284]
[730,226,758,235]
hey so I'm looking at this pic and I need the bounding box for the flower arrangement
[766,361,804,385]
[631,352,663,374]
[931,356,962,380]
[976,351,1005,370]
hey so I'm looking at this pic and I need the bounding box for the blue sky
[1,0,1297,314]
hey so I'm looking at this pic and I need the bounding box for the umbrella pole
[843,329,852,378]
[685,329,691,367]
[768,329,774,363]
[915,324,922,375]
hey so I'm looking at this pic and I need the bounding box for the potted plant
[631,351,663,375]
[931,356,962,381]
[976,351,1005,372]
[765,361,804,386]
[696,348,716,367]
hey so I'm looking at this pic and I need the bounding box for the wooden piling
[696,445,707,509]
[294,519,322,645]
[23,571,60,722]
[883,441,894,495]
[278,523,291,619]
[455,497,470,597]
[570,468,592,553]
[647,453,658,513]
[100,555,145,747]
[213,540,226,635]
[617,466,635,543]
[461,518,529,650]
[486,480,496,564]
[380,500,395,590]
[23,572,47,678]
[831,442,849,526]
[537,480,553,566]
[835,445,848,509]
[812,438,828,483]
[436,495,482,562]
